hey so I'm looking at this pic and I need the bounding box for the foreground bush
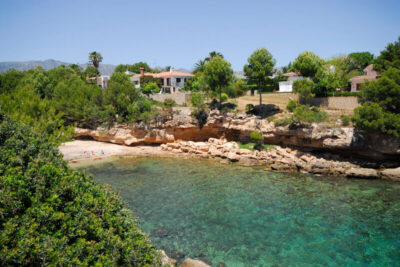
[0,114,160,266]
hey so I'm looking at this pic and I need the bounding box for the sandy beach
[59,140,172,162]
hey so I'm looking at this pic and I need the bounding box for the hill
[0,59,116,75]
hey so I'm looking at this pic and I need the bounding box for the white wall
[279,81,293,92]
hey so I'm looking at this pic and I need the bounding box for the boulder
[208,147,223,157]
[160,250,177,267]
[380,167,400,182]
[180,258,211,267]
[345,167,379,179]
[226,152,240,162]
[238,157,259,166]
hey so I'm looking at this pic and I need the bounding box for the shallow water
[77,156,400,266]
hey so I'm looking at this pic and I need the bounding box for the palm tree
[205,51,223,62]
[88,51,103,77]
[193,60,206,74]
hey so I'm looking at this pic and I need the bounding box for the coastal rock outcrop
[160,250,177,267]
[160,138,383,177]
[345,167,379,179]
[74,111,400,162]
[380,167,400,182]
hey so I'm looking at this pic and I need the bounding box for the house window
[176,78,181,83]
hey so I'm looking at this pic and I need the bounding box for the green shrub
[141,82,160,95]
[286,99,299,112]
[250,130,263,143]
[341,115,350,126]
[293,105,327,123]
[245,104,255,112]
[352,103,400,137]
[190,92,206,109]
[292,79,315,103]
[221,93,228,102]
[164,98,176,108]
[0,114,160,266]
[274,116,294,126]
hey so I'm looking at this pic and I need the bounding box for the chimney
[140,67,145,77]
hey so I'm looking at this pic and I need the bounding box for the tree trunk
[219,87,222,110]
[251,88,255,96]
[259,87,262,106]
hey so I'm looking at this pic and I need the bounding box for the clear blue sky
[0,0,399,70]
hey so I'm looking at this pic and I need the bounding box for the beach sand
[59,140,172,162]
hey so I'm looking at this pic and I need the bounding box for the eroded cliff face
[74,111,400,162]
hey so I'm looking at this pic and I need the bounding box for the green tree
[0,114,160,266]
[193,60,206,74]
[53,76,104,128]
[292,51,324,77]
[359,67,400,113]
[113,64,131,73]
[105,72,139,118]
[88,51,103,76]
[206,51,224,61]
[131,62,152,73]
[203,56,233,108]
[374,36,400,72]
[0,68,24,94]
[243,48,276,106]
[141,81,160,95]
[348,52,374,70]
[292,79,315,103]
[352,43,400,137]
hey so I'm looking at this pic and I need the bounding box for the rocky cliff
[74,111,400,163]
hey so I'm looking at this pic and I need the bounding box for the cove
[76,156,400,266]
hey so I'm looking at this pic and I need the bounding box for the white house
[130,67,194,93]
[86,75,110,89]
[278,72,304,92]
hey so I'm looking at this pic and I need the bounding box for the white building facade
[130,67,194,93]
[278,72,304,92]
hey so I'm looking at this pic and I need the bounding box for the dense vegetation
[0,114,160,266]
[352,38,400,137]
[0,64,158,144]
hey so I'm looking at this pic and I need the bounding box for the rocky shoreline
[160,138,400,181]
[74,110,400,162]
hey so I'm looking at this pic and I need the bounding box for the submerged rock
[151,226,170,237]
[180,258,211,267]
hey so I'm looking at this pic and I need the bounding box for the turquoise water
[77,156,400,266]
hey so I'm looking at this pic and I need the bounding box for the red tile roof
[349,75,378,82]
[282,71,300,77]
[131,71,194,79]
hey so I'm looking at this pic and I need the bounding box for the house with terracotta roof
[130,67,194,93]
[349,64,379,92]
[278,72,304,92]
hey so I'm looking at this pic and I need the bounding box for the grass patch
[237,142,276,151]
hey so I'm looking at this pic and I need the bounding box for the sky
[0,0,399,71]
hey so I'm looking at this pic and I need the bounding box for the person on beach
[100,149,105,156]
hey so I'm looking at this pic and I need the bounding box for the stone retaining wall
[150,93,191,105]
[307,96,359,110]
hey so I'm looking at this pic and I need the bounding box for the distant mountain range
[0,59,245,76]
[0,59,117,75]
